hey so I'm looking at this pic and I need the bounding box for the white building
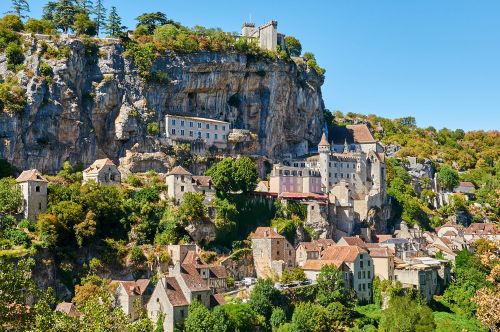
[241,20,285,51]
[165,166,215,204]
[16,169,48,222]
[83,158,121,185]
[165,115,230,152]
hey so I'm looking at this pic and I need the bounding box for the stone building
[83,158,121,184]
[165,114,230,153]
[16,169,48,222]
[165,166,215,204]
[366,245,395,281]
[241,20,285,51]
[269,164,322,194]
[113,279,153,321]
[295,239,335,267]
[251,227,295,278]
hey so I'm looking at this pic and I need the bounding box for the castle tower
[343,139,349,154]
[16,169,48,222]
[318,131,330,193]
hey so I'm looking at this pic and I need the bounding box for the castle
[269,124,387,239]
[241,20,285,51]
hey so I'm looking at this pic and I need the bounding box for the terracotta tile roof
[211,293,226,306]
[367,247,393,258]
[251,227,284,239]
[442,230,456,237]
[373,234,393,243]
[298,242,321,252]
[192,176,212,187]
[319,132,330,146]
[315,239,336,248]
[83,158,116,174]
[163,277,189,307]
[430,243,455,255]
[180,265,211,292]
[16,169,48,183]
[303,259,343,270]
[55,302,81,317]
[321,245,367,263]
[167,165,192,176]
[329,124,376,144]
[209,265,228,279]
[116,279,151,296]
[465,223,499,235]
[338,237,367,248]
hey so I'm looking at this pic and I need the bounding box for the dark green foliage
[105,6,127,37]
[0,177,23,215]
[222,302,265,332]
[93,0,106,35]
[0,159,15,178]
[130,246,145,265]
[177,192,206,225]
[379,296,436,332]
[39,60,54,80]
[248,278,289,323]
[316,264,356,308]
[7,1,30,19]
[24,18,57,34]
[284,35,302,56]
[45,0,80,33]
[135,12,169,34]
[184,301,229,332]
[206,157,259,195]
[270,307,287,330]
[146,122,160,135]
[437,165,460,191]
[73,13,97,36]
[5,42,24,70]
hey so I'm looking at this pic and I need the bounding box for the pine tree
[105,6,126,37]
[76,0,93,14]
[7,0,30,19]
[93,0,106,35]
[52,0,78,33]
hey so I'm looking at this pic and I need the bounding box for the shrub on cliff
[5,42,24,70]
[0,76,26,113]
[24,18,56,34]
[284,35,302,56]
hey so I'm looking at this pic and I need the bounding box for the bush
[147,122,160,135]
[24,18,56,34]
[284,35,302,56]
[5,42,25,70]
[39,61,54,79]
[0,15,24,32]
[0,76,26,113]
[130,246,146,265]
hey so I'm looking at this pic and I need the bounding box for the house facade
[16,169,48,222]
[251,227,295,278]
[83,158,121,184]
[165,166,215,204]
[114,279,154,321]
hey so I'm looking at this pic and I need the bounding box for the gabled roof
[211,294,226,306]
[330,124,376,144]
[115,279,151,296]
[162,277,189,307]
[192,175,211,186]
[251,227,284,239]
[465,223,498,235]
[337,236,367,248]
[321,245,367,263]
[179,268,211,292]
[373,234,393,243]
[55,302,81,318]
[16,169,48,183]
[367,247,394,258]
[298,242,321,252]
[167,165,192,176]
[303,259,343,270]
[83,158,116,174]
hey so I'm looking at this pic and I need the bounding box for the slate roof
[329,124,376,144]
[167,165,192,176]
[251,227,284,239]
[16,169,48,183]
[83,158,116,174]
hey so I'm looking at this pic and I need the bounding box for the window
[277,251,280,255]
[358,284,361,291]
[362,284,366,290]
[189,121,193,127]
[38,202,42,210]
[35,186,40,192]
[329,162,331,167]
[353,174,356,179]
[189,131,193,137]
[180,129,185,136]
[181,186,184,192]
[347,174,350,178]
[171,119,176,125]
[368,260,370,266]
[206,133,210,139]
[180,309,185,317]
[358,271,361,279]
[171,129,176,135]
[222,126,226,131]
[360,260,364,268]
[363,271,365,278]
[197,294,202,301]
[181,175,184,182]
[334,163,337,167]
[206,123,209,129]
[222,135,226,139]
[340,163,343,168]
[341,173,343,178]
[353,164,355,168]
[198,132,202,138]
[368,282,372,289]
[198,122,202,129]
[368,271,371,278]
[215,124,218,130]
[347,164,349,168]
[215,133,218,139]
[334,173,337,178]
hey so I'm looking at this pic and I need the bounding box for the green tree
[184,301,224,332]
[74,210,97,247]
[248,278,287,321]
[315,264,355,308]
[105,6,126,37]
[0,177,23,215]
[0,159,15,178]
[7,0,30,19]
[93,0,106,35]
[177,192,206,224]
[72,12,97,36]
[284,35,302,56]
[47,0,79,33]
[206,158,237,193]
[270,307,287,330]
[24,18,56,34]
[213,197,237,233]
[135,12,169,34]
[223,302,264,332]
[291,302,329,332]
[76,0,93,14]
[379,296,436,332]
[437,166,460,191]
[233,157,259,193]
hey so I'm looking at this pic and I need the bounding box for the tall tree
[7,0,30,19]
[51,0,78,33]
[105,6,126,37]
[93,0,106,35]
[76,0,93,14]
[135,12,168,33]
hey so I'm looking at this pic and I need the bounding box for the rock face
[0,36,325,174]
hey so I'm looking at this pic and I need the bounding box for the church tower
[318,131,330,193]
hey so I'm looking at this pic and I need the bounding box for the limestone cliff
[0,36,325,174]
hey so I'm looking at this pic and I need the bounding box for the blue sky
[2,0,499,131]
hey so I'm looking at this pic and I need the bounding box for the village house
[165,166,215,204]
[82,158,121,185]
[302,245,374,302]
[295,239,335,267]
[54,302,81,318]
[366,245,395,281]
[251,227,295,279]
[16,169,48,222]
[464,223,500,242]
[379,238,419,262]
[113,279,154,321]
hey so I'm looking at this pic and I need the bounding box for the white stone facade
[83,158,121,185]
[241,20,285,51]
[16,169,48,222]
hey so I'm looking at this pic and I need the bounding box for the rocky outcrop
[0,36,325,174]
